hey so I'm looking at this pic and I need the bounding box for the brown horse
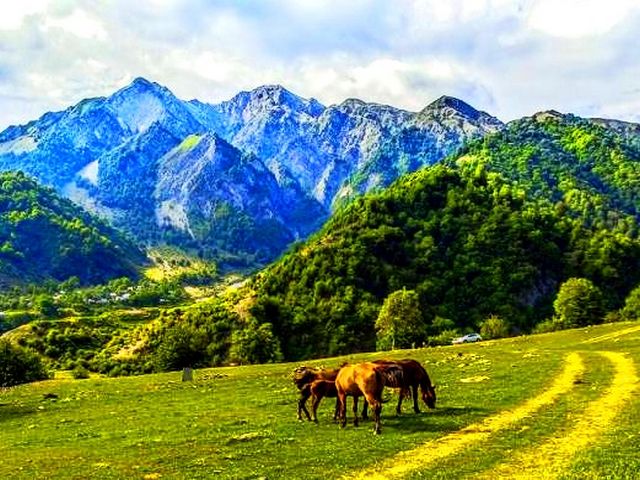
[292,366,339,421]
[363,359,436,418]
[308,379,339,422]
[335,362,404,434]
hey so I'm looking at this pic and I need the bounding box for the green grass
[1,322,639,479]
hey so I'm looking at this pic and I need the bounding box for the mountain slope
[249,164,640,360]
[451,112,640,231]
[0,172,145,286]
[204,87,504,207]
[154,133,325,260]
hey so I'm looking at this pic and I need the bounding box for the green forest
[0,171,145,286]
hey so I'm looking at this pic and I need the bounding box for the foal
[309,379,339,422]
[292,366,339,421]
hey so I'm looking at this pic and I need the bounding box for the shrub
[480,315,510,340]
[428,329,460,346]
[533,319,558,334]
[0,339,51,387]
[71,365,90,379]
[228,320,282,365]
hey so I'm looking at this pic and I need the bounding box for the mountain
[248,162,640,360]
[204,88,504,207]
[0,172,145,286]
[451,111,640,230]
[154,133,325,259]
[0,78,502,261]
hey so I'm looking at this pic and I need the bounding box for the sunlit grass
[0,322,638,479]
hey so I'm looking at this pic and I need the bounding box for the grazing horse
[292,366,339,421]
[335,362,404,434]
[363,358,437,418]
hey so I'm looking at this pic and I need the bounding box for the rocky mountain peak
[415,95,503,132]
[422,95,483,120]
[228,85,325,118]
[531,110,566,122]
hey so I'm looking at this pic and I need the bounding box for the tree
[0,339,50,387]
[553,278,605,329]
[35,294,58,318]
[153,324,209,371]
[375,288,424,350]
[480,314,510,339]
[620,285,640,321]
[228,320,282,365]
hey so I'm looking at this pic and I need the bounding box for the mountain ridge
[0,77,506,261]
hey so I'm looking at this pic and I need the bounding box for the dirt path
[581,324,640,345]
[342,352,585,480]
[473,351,638,480]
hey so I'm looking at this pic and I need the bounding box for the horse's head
[422,383,437,409]
[292,366,317,388]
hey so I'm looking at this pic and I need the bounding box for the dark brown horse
[362,359,436,418]
[335,362,404,434]
[292,366,339,421]
[308,379,339,422]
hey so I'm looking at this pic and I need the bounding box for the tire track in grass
[473,351,638,480]
[342,353,585,480]
[581,324,640,345]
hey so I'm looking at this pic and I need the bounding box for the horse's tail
[418,364,433,393]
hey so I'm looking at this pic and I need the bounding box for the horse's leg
[374,401,382,435]
[413,384,420,413]
[396,389,403,415]
[361,400,369,420]
[299,389,312,421]
[338,391,347,428]
[365,394,382,434]
[352,395,359,427]
[311,394,322,423]
[333,397,340,421]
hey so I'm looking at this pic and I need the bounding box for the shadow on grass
[0,403,39,423]
[367,406,487,434]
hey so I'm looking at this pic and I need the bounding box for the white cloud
[44,9,108,40]
[0,1,51,30]
[0,0,639,127]
[528,0,638,38]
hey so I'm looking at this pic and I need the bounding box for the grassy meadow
[1,321,639,479]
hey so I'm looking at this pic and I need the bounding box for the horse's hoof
[373,429,381,435]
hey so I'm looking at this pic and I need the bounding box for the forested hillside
[452,112,640,231]
[249,161,640,360]
[0,172,145,286]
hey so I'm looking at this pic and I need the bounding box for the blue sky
[1,0,639,129]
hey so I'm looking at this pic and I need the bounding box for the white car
[452,333,482,344]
